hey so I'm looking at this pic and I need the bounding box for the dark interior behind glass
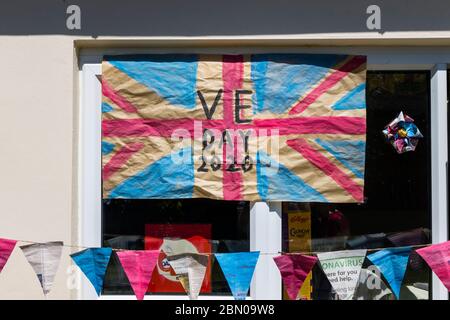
[102,199,249,295]
[283,71,432,300]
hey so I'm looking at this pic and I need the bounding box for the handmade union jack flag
[102,54,366,202]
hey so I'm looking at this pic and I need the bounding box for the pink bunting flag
[273,254,318,300]
[116,250,160,300]
[0,238,17,273]
[416,241,450,291]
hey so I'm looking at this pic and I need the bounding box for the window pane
[282,71,432,300]
[102,199,249,296]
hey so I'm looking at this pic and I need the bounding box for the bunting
[215,252,260,300]
[0,238,17,273]
[317,249,366,300]
[367,247,412,299]
[273,254,318,300]
[0,234,445,300]
[71,248,113,296]
[116,250,160,300]
[416,241,450,292]
[167,253,208,300]
[20,241,63,295]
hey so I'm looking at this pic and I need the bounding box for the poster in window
[144,224,212,293]
[285,203,312,299]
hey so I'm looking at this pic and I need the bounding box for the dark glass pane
[102,199,249,296]
[282,71,432,300]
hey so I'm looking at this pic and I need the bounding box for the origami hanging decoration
[70,248,113,296]
[317,249,367,300]
[167,253,208,300]
[273,254,318,300]
[416,240,450,291]
[382,111,423,154]
[214,252,260,300]
[116,250,160,300]
[367,247,412,299]
[0,238,17,273]
[20,241,64,295]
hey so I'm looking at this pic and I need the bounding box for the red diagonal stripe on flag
[286,138,364,201]
[102,79,138,114]
[288,56,366,115]
[103,142,144,181]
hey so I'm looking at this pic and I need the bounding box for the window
[80,51,448,300]
[102,199,249,296]
[282,71,432,300]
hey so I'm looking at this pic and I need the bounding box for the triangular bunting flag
[20,241,63,295]
[167,253,208,300]
[416,241,450,291]
[214,252,260,300]
[317,249,367,300]
[0,238,17,273]
[367,247,412,299]
[273,254,318,300]
[116,250,159,300]
[71,248,113,296]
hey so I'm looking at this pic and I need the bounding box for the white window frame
[78,46,449,300]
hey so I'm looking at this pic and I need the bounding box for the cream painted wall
[0,36,77,299]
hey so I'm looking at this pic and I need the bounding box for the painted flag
[71,248,113,296]
[416,241,450,291]
[0,238,17,273]
[215,251,260,300]
[273,254,318,300]
[102,54,366,202]
[367,247,412,299]
[167,253,208,300]
[116,250,159,300]
[20,241,63,295]
[317,249,367,300]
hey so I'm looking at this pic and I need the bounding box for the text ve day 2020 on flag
[101,54,367,202]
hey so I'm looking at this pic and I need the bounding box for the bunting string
[1,236,449,300]
[2,237,433,255]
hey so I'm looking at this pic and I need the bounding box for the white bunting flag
[317,249,367,300]
[20,241,64,295]
[167,253,208,300]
